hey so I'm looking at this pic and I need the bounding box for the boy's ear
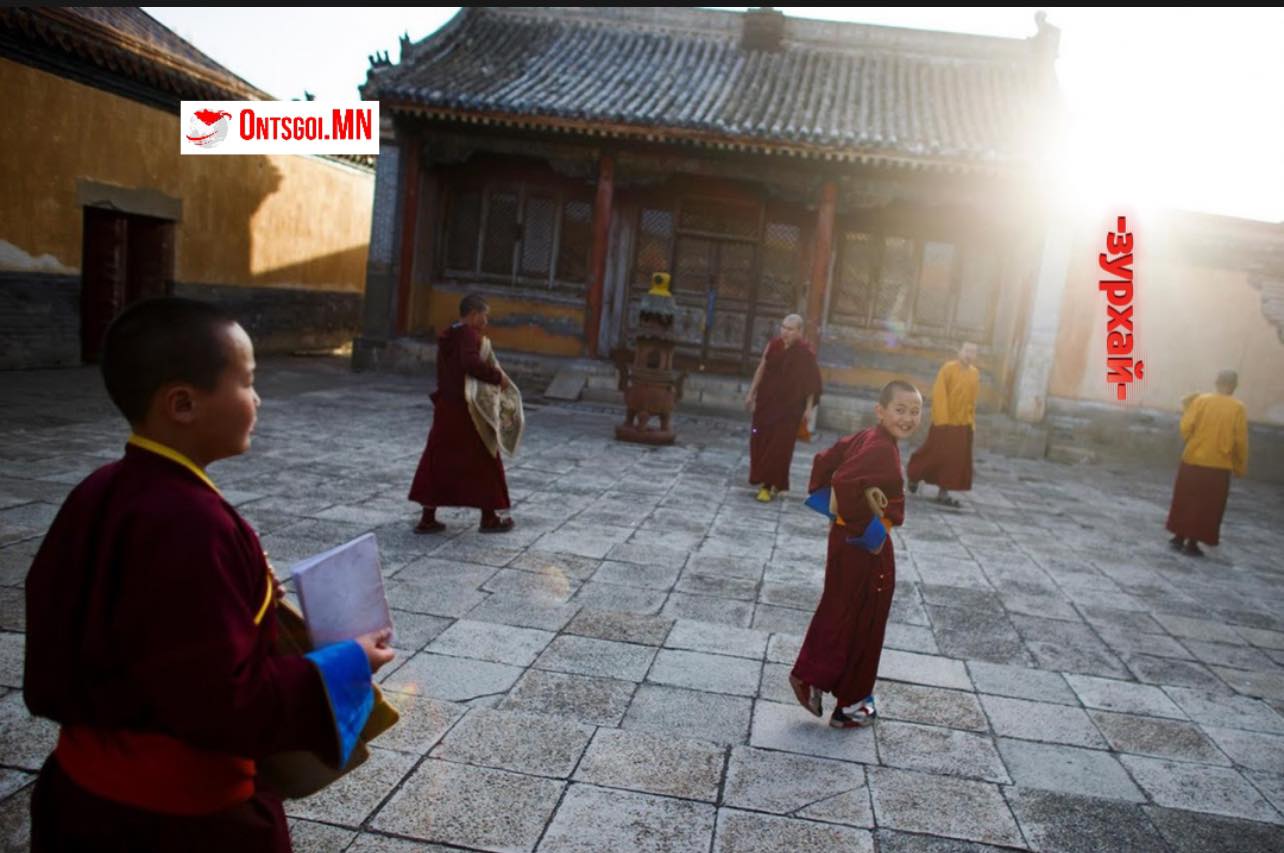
[159,383,198,425]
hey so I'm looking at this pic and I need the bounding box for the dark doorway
[80,207,175,362]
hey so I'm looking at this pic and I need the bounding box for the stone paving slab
[722,745,872,824]
[538,785,716,853]
[532,635,657,681]
[876,720,1010,783]
[498,669,636,727]
[980,694,1108,749]
[623,684,753,746]
[1003,787,1168,853]
[867,767,1026,848]
[5,358,1284,851]
[876,681,989,732]
[1145,807,1284,853]
[286,746,417,826]
[430,708,594,778]
[1121,755,1282,823]
[371,759,564,851]
[713,809,874,853]
[997,739,1145,803]
[647,648,761,696]
[573,727,724,802]
[1087,710,1231,765]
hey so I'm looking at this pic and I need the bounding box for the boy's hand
[355,628,395,673]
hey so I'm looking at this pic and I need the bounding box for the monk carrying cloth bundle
[465,336,525,458]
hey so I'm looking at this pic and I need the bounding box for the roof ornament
[742,6,786,53]
[368,49,391,69]
[1032,10,1060,64]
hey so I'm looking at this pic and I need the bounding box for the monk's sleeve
[460,328,503,385]
[832,442,901,552]
[805,347,824,404]
[1233,407,1249,477]
[125,519,347,764]
[1179,397,1202,442]
[932,365,952,425]
[809,435,855,493]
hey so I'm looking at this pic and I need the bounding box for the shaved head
[1216,369,1238,392]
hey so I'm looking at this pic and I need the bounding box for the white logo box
[180,101,380,155]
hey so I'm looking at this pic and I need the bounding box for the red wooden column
[584,152,615,357]
[806,181,838,345]
[394,133,421,336]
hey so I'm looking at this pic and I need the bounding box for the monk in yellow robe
[907,342,980,509]
[1167,370,1249,556]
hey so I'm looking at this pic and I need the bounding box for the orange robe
[907,359,979,491]
[1166,393,1249,545]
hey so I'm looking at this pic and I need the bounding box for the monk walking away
[790,380,922,728]
[907,342,980,509]
[24,297,395,852]
[410,293,515,534]
[1166,369,1249,557]
[745,313,824,502]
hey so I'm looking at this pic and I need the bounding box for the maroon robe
[408,323,510,510]
[906,424,974,491]
[792,425,905,708]
[1166,462,1231,546]
[749,337,823,492]
[25,444,337,852]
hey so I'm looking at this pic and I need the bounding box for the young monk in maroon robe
[24,297,395,852]
[907,341,980,508]
[790,380,922,728]
[1167,370,1250,556]
[410,293,515,533]
[745,313,824,502]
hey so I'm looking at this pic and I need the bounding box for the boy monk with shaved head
[791,380,922,729]
[25,297,394,851]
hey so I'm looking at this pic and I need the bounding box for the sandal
[479,517,515,534]
[414,520,446,535]
[935,495,962,509]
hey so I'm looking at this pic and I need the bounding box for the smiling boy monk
[790,380,922,729]
[24,297,395,852]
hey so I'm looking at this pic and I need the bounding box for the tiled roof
[365,7,1060,169]
[0,7,269,102]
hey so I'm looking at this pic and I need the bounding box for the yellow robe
[930,360,980,428]
[1180,393,1249,476]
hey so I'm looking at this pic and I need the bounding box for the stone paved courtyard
[1,356,1283,852]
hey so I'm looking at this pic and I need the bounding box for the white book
[289,533,395,649]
